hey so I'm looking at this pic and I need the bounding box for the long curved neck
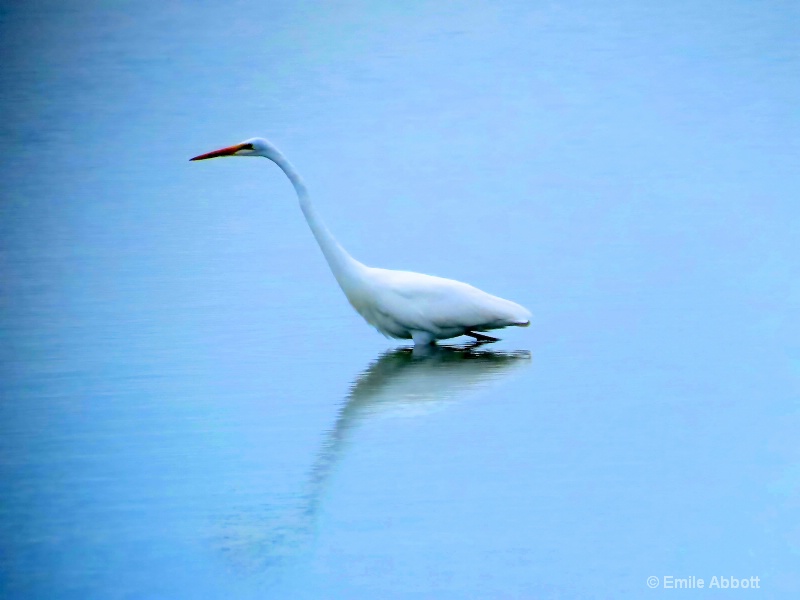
[268,152,366,290]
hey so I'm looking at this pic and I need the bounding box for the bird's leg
[466,331,500,343]
[411,330,437,346]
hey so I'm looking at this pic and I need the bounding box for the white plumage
[191,137,531,346]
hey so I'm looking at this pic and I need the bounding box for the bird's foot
[466,331,500,343]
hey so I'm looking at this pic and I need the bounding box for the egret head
[190,137,282,162]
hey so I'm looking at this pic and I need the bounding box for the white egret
[190,138,531,346]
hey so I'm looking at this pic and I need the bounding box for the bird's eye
[241,143,255,150]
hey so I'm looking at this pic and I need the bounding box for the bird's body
[191,137,531,346]
[343,267,530,345]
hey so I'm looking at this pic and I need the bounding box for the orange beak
[189,143,248,161]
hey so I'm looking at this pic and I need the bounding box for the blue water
[1,1,798,598]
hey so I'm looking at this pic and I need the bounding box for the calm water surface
[1,1,798,598]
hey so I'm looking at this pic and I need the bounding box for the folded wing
[363,268,531,338]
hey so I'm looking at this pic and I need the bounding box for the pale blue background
[1,1,798,598]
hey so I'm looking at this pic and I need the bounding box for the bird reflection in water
[217,343,530,573]
[304,343,531,516]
